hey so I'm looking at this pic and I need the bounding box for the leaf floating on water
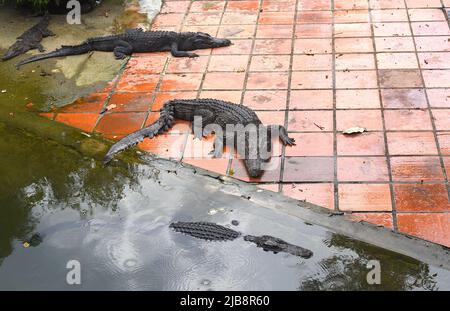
[229,168,235,176]
[343,127,366,135]
[80,132,91,138]
[23,242,30,248]
[208,209,218,215]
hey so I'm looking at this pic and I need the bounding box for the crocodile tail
[16,43,92,68]
[103,103,175,164]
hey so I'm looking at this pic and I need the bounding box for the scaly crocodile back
[169,222,241,241]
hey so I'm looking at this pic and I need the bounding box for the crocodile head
[243,131,272,178]
[180,32,232,50]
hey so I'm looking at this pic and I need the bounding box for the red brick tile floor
[40,0,450,247]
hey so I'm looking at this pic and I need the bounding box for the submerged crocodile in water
[2,13,54,61]
[16,29,231,67]
[170,221,313,259]
[103,98,296,178]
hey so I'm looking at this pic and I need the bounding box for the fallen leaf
[23,242,30,248]
[343,127,366,135]
[229,168,235,176]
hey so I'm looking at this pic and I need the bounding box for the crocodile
[103,99,296,178]
[170,221,313,259]
[244,235,313,259]
[16,29,231,67]
[1,13,54,61]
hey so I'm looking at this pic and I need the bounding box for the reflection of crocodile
[1,13,54,61]
[17,29,231,67]
[170,221,313,259]
[104,99,295,178]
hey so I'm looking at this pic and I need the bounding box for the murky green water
[1,4,450,291]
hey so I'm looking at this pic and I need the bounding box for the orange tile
[283,183,334,209]
[95,112,146,135]
[408,8,446,21]
[287,110,334,131]
[116,73,159,92]
[296,11,333,24]
[55,113,98,132]
[377,53,418,69]
[166,56,209,73]
[405,0,442,8]
[185,12,222,25]
[348,212,393,229]
[373,22,411,37]
[415,37,450,52]
[285,133,334,156]
[394,184,450,212]
[422,70,450,88]
[183,158,229,175]
[336,110,383,131]
[138,133,187,160]
[208,55,249,72]
[380,89,427,109]
[292,54,333,71]
[397,213,450,247]
[390,156,445,182]
[419,52,450,70]
[263,0,296,12]
[334,0,368,9]
[39,112,54,120]
[227,0,260,11]
[335,70,378,89]
[334,10,370,23]
[190,1,226,12]
[370,0,405,9]
[255,111,286,126]
[378,69,423,88]
[256,24,294,38]
[371,9,408,22]
[337,132,385,156]
[58,93,108,113]
[432,109,450,131]
[295,24,333,38]
[160,73,203,91]
[108,92,152,112]
[181,25,219,36]
[334,23,371,37]
[231,157,281,182]
[152,13,185,27]
[374,37,415,52]
[443,157,450,175]
[297,0,331,10]
[411,22,450,36]
[291,71,333,89]
[222,12,258,25]
[384,110,433,131]
[246,72,289,89]
[218,25,256,39]
[334,37,374,53]
[283,157,334,182]
[437,132,450,155]
[203,72,246,90]
[290,90,334,109]
[200,91,242,103]
[339,184,392,212]
[338,157,390,182]
[259,11,295,25]
[243,90,287,110]
[151,91,197,111]
[161,0,190,13]
[335,53,375,70]
[336,89,380,109]
[250,55,291,72]
[125,56,167,74]
[254,39,293,54]
[387,132,438,155]
[294,38,332,54]
[428,89,450,108]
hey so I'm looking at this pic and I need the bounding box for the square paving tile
[339,184,392,211]
[387,132,438,155]
[337,157,390,182]
[390,156,445,182]
[380,89,427,109]
[348,212,394,229]
[337,132,385,156]
[384,109,433,131]
[283,157,334,182]
[336,89,380,109]
[290,90,334,110]
[283,183,335,210]
[394,184,450,212]
[397,213,450,247]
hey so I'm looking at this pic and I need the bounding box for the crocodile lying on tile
[170,221,313,259]
[16,28,231,67]
[103,98,296,178]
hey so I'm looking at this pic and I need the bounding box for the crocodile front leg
[170,42,198,58]
[268,125,296,146]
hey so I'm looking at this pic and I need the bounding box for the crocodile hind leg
[268,125,295,146]
[191,109,216,140]
[113,40,133,59]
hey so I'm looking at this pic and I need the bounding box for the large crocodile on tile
[16,29,231,67]
[103,98,296,178]
[1,13,54,61]
[170,221,313,259]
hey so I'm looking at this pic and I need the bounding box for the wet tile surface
[41,0,450,247]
